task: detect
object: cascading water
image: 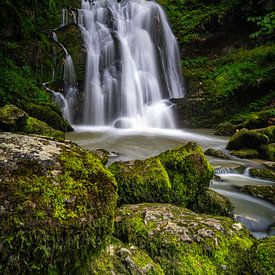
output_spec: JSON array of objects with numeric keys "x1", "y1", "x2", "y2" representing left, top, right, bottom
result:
[{"x1": 77, "y1": 0, "x2": 184, "y2": 128}]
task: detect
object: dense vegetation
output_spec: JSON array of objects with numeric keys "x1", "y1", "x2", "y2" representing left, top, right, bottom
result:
[{"x1": 158, "y1": 0, "x2": 274, "y2": 129}]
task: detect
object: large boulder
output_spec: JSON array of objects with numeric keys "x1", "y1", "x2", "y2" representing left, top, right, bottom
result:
[
  {"x1": 115, "y1": 203, "x2": 254, "y2": 274},
  {"x1": 0, "y1": 133, "x2": 117, "y2": 273},
  {"x1": 109, "y1": 142, "x2": 214, "y2": 207}
]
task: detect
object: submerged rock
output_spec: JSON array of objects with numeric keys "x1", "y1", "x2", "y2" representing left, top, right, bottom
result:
[
  {"x1": 204, "y1": 148, "x2": 230, "y2": 159},
  {"x1": 0, "y1": 104, "x2": 64, "y2": 140},
  {"x1": 109, "y1": 142, "x2": 214, "y2": 207},
  {"x1": 230, "y1": 149, "x2": 260, "y2": 159},
  {"x1": 241, "y1": 185, "x2": 275, "y2": 205},
  {"x1": 115, "y1": 203, "x2": 254, "y2": 274},
  {"x1": 88, "y1": 238, "x2": 164, "y2": 274},
  {"x1": 0, "y1": 133, "x2": 117, "y2": 273},
  {"x1": 250, "y1": 168, "x2": 275, "y2": 182}
]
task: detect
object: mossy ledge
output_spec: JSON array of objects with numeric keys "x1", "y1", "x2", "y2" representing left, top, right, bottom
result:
[
  {"x1": 109, "y1": 142, "x2": 214, "y2": 208},
  {"x1": 0, "y1": 104, "x2": 65, "y2": 140},
  {"x1": 114, "y1": 203, "x2": 254, "y2": 274},
  {"x1": 0, "y1": 133, "x2": 117, "y2": 273}
]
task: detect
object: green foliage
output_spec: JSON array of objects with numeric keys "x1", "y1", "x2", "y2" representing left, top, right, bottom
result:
[
  {"x1": 180, "y1": 45, "x2": 275, "y2": 128},
  {"x1": 0, "y1": 58, "x2": 50, "y2": 106},
  {"x1": 157, "y1": 0, "x2": 246, "y2": 44},
  {"x1": 248, "y1": 12, "x2": 275, "y2": 38}
]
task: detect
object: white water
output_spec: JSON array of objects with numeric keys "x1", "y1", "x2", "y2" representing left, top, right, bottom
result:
[{"x1": 77, "y1": 0, "x2": 184, "y2": 128}]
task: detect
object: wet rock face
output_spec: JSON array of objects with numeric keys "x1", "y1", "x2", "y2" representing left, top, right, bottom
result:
[
  {"x1": 0, "y1": 133, "x2": 117, "y2": 273},
  {"x1": 115, "y1": 203, "x2": 254, "y2": 274}
]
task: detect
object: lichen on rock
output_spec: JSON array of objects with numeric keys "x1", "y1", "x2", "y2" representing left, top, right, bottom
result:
[
  {"x1": 114, "y1": 203, "x2": 254, "y2": 274},
  {"x1": 88, "y1": 238, "x2": 164, "y2": 274},
  {"x1": 0, "y1": 133, "x2": 117, "y2": 273}
]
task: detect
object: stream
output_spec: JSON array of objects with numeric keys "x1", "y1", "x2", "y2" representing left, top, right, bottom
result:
[{"x1": 66, "y1": 127, "x2": 275, "y2": 238}]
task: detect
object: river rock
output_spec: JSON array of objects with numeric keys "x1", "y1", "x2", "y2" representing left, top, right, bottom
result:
[
  {"x1": 114, "y1": 203, "x2": 254, "y2": 274},
  {"x1": 88, "y1": 238, "x2": 164, "y2": 274},
  {"x1": 109, "y1": 142, "x2": 214, "y2": 207},
  {"x1": 241, "y1": 185, "x2": 275, "y2": 205},
  {"x1": 0, "y1": 133, "x2": 117, "y2": 273},
  {"x1": 204, "y1": 148, "x2": 230, "y2": 159},
  {"x1": 191, "y1": 189, "x2": 234, "y2": 217},
  {"x1": 226, "y1": 126, "x2": 275, "y2": 161},
  {"x1": 250, "y1": 168, "x2": 275, "y2": 182}
]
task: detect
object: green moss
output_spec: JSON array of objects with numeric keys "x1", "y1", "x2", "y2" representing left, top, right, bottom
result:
[
  {"x1": 260, "y1": 143, "x2": 275, "y2": 161},
  {"x1": 226, "y1": 129, "x2": 269, "y2": 150},
  {"x1": 216, "y1": 108, "x2": 275, "y2": 136},
  {"x1": 191, "y1": 189, "x2": 234, "y2": 217},
  {"x1": 0, "y1": 104, "x2": 28, "y2": 131},
  {"x1": 92, "y1": 149, "x2": 109, "y2": 165},
  {"x1": 204, "y1": 148, "x2": 230, "y2": 159},
  {"x1": 19, "y1": 101, "x2": 73, "y2": 132},
  {"x1": 109, "y1": 158, "x2": 171, "y2": 206},
  {"x1": 88, "y1": 238, "x2": 164, "y2": 274},
  {"x1": 241, "y1": 185, "x2": 275, "y2": 204},
  {"x1": 248, "y1": 237, "x2": 275, "y2": 274},
  {"x1": 0, "y1": 135, "x2": 117, "y2": 273},
  {"x1": 230, "y1": 148, "x2": 260, "y2": 159},
  {"x1": 115, "y1": 203, "x2": 254, "y2": 274},
  {"x1": 23, "y1": 116, "x2": 64, "y2": 140},
  {"x1": 250, "y1": 168, "x2": 275, "y2": 181},
  {"x1": 109, "y1": 142, "x2": 213, "y2": 207},
  {"x1": 158, "y1": 142, "x2": 214, "y2": 206}
]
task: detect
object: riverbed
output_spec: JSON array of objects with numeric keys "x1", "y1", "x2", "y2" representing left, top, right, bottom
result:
[{"x1": 66, "y1": 126, "x2": 275, "y2": 238}]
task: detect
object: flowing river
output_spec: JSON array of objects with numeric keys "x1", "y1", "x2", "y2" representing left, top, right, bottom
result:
[{"x1": 67, "y1": 127, "x2": 275, "y2": 239}]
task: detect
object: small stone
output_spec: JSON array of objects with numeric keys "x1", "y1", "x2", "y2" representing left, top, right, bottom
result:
[{"x1": 119, "y1": 248, "x2": 132, "y2": 257}]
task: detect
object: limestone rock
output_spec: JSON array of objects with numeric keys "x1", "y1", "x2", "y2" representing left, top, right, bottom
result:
[
  {"x1": 115, "y1": 203, "x2": 254, "y2": 274},
  {"x1": 0, "y1": 133, "x2": 117, "y2": 273}
]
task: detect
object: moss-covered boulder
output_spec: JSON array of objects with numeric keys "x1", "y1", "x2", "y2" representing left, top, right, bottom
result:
[
  {"x1": 88, "y1": 238, "x2": 164, "y2": 274},
  {"x1": 0, "y1": 133, "x2": 117, "y2": 273},
  {"x1": 250, "y1": 168, "x2": 275, "y2": 182},
  {"x1": 241, "y1": 185, "x2": 275, "y2": 205},
  {"x1": 109, "y1": 158, "x2": 171, "y2": 206},
  {"x1": 226, "y1": 129, "x2": 269, "y2": 150},
  {"x1": 191, "y1": 189, "x2": 234, "y2": 217},
  {"x1": 109, "y1": 142, "x2": 214, "y2": 207},
  {"x1": 115, "y1": 204, "x2": 254, "y2": 274},
  {"x1": 0, "y1": 104, "x2": 65, "y2": 140},
  {"x1": 230, "y1": 149, "x2": 260, "y2": 159},
  {"x1": 23, "y1": 116, "x2": 64, "y2": 140},
  {"x1": 248, "y1": 237, "x2": 275, "y2": 275},
  {"x1": 260, "y1": 143, "x2": 275, "y2": 161},
  {"x1": 204, "y1": 148, "x2": 230, "y2": 159},
  {"x1": 0, "y1": 104, "x2": 28, "y2": 131},
  {"x1": 18, "y1": 101, "x2": 73, "y2": 132}
]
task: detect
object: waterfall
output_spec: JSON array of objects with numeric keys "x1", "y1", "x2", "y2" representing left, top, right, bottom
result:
[{"x1": 76, "y1": 0, "x2": 184, "y2": 128}]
